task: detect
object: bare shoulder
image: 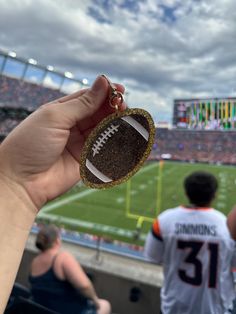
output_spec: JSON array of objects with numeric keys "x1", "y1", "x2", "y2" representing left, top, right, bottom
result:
[
  {"x1": 31, "y1": 254, "x2": 42, "y2": 267},
  {"x1": 58, "y1": 250, "x2": 75, "y2": 260},
  {"x1": 30, "y1": 257, "x2": 37, "y2": 271},
  {"x1": 58, "y1": 251, "x2": 79, "y2": 266}
]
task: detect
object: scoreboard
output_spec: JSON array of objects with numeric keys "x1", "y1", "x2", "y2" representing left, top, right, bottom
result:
[{"x1": 173, "y1": 97, "x2": 236, "y2": 129}]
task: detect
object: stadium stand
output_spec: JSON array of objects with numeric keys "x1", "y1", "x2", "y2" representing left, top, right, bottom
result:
[
  {"x1": 0, "y1": 75, "x2": 65, "y2": 135},
  {"x1": 150, "y1": 128, "x2": 236, "y2": 165},
  {"x1": 0, "y1": 75, "x2": 64, "y2": 110}
]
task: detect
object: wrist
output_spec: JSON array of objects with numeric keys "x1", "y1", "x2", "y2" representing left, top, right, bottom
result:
[{"x1": 0, "y1": 172, "x2": 37, "y2": 228}]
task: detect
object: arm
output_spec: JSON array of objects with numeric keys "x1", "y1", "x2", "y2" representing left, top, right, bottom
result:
[
  {"x1": 61, "y1": 252, "x2": 100, "y2": 308},
  {"x1": 0, "y1": 75, "x2": 125, "y2": 312},
  {"x1": 0, "y1": 176, "x2": 36, "y2": 314}
]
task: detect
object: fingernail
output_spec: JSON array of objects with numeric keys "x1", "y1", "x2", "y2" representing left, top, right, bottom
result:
[{"x1": 91, "y1": 76, "x2": 104, "y2": 93}]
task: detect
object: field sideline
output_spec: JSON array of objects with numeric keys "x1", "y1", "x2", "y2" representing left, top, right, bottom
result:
[{"x1": 38, "y1": 161, "x2": 236, "y2": 244}]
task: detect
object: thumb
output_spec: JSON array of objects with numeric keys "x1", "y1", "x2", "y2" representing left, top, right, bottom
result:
[{"x1": 52, "y1": 75, "x2": 110, "y2": 127}]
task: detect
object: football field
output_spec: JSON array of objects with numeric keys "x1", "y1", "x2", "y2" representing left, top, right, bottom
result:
[{"x1": 38, "y1": 161, "x2": 236, "y2": 244}]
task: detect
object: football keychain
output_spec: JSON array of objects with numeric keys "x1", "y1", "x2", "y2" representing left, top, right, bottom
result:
[{"x1": 80, "y1": 75, "x2": 155, "y2": 189}]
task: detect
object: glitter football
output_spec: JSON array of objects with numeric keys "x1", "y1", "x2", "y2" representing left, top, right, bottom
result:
[{"x1": 80, "y1": 108, "x2": 155, "y2": 189}]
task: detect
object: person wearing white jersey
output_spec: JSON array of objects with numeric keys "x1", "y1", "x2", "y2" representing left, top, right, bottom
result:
[{"x1": 144, "y1": 171, "x2": 236, "y2": 314}]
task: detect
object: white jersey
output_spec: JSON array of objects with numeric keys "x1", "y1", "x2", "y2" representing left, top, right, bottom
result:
[{"x1": 144, "y1": 206, "x2": 236, "y2": 314}]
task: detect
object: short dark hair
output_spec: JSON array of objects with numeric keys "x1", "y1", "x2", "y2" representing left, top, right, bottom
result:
[{"x1": 184, "y1": 171, "x2": 218, "y2": 207}]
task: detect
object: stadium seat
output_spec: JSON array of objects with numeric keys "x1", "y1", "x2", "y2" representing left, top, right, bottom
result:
[
  {"x1": 5, "y1": 296, "x2": 58, "y2": 314},
  {"x1": 10, "y1": 282, "x2": 31, "y2": 299},
  {"x1": 6, "y1": 282, "x2": 31, "y2": 310}
]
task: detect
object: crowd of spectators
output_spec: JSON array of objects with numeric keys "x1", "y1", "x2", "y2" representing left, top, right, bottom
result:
[
  {"x1": 0, "y1": 75, "x2": 64, "y2": 110},
  {"x1": 0, "y1": 74, "x2": 64, "y2": 134},
  {"x1": 150, "y1": 128, "x2": 236, "y2": 165},
  {"x1": 0, "y1": 107, "x2": 31, "y2": 135}
]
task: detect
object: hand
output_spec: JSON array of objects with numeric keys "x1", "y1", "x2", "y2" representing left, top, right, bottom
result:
[{"x1": 0, "y1": 76, "x2": 125, "y2": 210}]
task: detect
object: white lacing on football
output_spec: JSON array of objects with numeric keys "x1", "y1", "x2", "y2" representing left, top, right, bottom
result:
[
  {"x1": 121, "y1": 116, "x2": 149, "y2": 141},
  {"x1": 86, "y1": 159, "x2": 112, "y2": 183},
  {"x1": 92, "y1": 124, "x2": 120, "y2": 157}
]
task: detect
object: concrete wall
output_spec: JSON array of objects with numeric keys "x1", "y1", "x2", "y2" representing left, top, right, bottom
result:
[{"x1": 16, "y1": 234, "x2": 163, "y2": 314}]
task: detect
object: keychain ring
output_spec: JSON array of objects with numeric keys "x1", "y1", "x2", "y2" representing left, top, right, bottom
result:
[
  {"x1": 101, "y1": 74, "x2": 124, "y2": 110},
  {"x1": 109, "y1": 91, "x2": 123, "y2": 109}
]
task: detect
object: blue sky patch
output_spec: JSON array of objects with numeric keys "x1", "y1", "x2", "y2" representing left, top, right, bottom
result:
[
  {"x1": 118, "y1": 0, "x2": 142, "y2": 14},
  {"x1": 88, "y1": 0, "x2": 113, "y2": 24},
  {"x1": 160, "y1": 5, "x2": 177, "y2": 24}
]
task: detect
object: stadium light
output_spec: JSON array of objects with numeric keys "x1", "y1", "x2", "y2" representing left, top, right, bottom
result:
[
  {"x1": 8, "y1": 51, "x2": 16, "y2": 58},
  {"x1": 64, "y1": 71, "x2": 74, "y2": 79},
  {"x1": 28, "y1": 58, "x2": 37, "y2": 65},
  {"x1": 47, "y1": 65, "x2": 54, "y2": 71},
  {"x1": 21, "y1": 58, "x2": 38, "y2": 80},
  {"x1": 82, "y1": 78, "x2": 88, "y2": 85}
]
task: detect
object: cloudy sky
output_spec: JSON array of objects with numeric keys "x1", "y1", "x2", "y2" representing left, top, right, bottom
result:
[{"x1": 0, "y1": 0, "x2": 236, "y2": 124}]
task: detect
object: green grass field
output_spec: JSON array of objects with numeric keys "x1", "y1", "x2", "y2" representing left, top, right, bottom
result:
[{"x1": 38, "y1": 161, "x2": 236, "y2": 245}]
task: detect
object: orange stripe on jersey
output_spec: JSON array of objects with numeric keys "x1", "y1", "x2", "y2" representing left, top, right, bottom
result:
[
  {"x1": 153, "y1": 219, "x2": 161, "y2": 236},
  {"x1": 152, "y1": 219, "x2": 163, "y2": 241},
  {"x1": 181, "y1": 205, "x2": 213, "y2": 211}
]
